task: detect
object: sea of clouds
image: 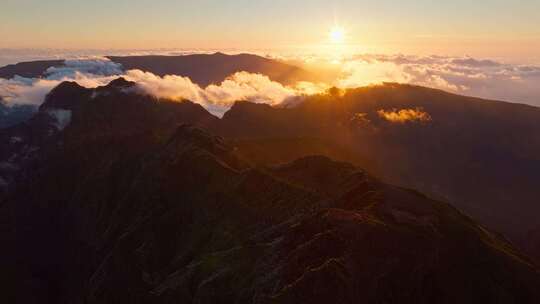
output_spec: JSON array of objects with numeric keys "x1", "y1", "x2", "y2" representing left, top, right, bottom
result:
[
  {"x1": 337, "y1": 54, "x2": 540, "y2": 105},
  {"x1": 1, "y1": 50, "x2": 540, "y2": 118},
  {"x1": 0, "y1": 56, "x2": 326, "y2": 117}
]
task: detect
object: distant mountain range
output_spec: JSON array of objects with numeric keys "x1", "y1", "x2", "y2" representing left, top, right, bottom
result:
[
  {"x1": 0, "y1": 59, "x2": 65, "y2": 79},
  {"x1": 1, "y1": 79, "x2": 539, "y2": 303},
  {"x1": 0, "y1": 53, "x2": 315, "y2": 127},
  {"x1": 107, "y1": 53, "x2": 315, "y2": 86},
  {"x1": 0, "y1": 53, "x2": 315, "y2": 86}
]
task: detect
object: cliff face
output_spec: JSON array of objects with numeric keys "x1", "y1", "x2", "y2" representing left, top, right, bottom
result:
[{"x1": 1, "y1": 80, "x2": 539, "y2": 303}]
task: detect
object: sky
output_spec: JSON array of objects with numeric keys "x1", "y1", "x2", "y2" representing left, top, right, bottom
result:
[
  {"x1": 2, "y1": 0, "x2": 540, "y2": 109},
  {"x1": 1, "y1": 0, "x2": 540, "y2": 62}
]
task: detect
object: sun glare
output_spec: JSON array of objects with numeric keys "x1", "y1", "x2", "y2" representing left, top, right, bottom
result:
[{"x1": 329, "y1": 26, "x2": 346, "y2": 44}]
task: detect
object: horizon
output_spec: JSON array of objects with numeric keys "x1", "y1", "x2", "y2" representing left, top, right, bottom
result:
[
  {"x1": 2, "y1": 49, "x2": 540, "y2": 111},
  {"x1": 2, "y1": 47, "x2": 540, "y2": 67},
  {"x1": 2, "y1": 0, "x2": 540, "y2": 62},
  {"x1": 2, "y1": 0, "x2": 540, "y2": 108}
]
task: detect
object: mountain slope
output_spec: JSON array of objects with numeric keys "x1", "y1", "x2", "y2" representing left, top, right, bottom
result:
[
  {"x1": 1, "y1": 79, "x2": 539, "y2": 303},
  {"x1": 214, "y1": 83, "x2": 540, "y2": 263},
  {"x1": 0, "y1": 78, "x2": 217, "y2": 198}
]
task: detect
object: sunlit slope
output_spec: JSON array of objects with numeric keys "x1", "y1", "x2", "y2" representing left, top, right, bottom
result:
[{"x1": 216, "y1": 83, "x2": 540, "y2": 263}]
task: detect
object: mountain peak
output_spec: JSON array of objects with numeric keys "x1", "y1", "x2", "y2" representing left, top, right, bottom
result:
[
  {"x1": 105, "y1": 77, "x2": 136, "y2": 89},
  {"x1": 39, "y1": 81, "x2": 90, "y2": 111}
]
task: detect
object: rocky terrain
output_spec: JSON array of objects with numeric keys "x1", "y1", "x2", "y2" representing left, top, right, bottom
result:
[
  {"x1": 214, "y1": 84, "x2": 540, "y2": 264},
  {"x1": 1, "y1": 79, "x2": 539, "y2": 303}
]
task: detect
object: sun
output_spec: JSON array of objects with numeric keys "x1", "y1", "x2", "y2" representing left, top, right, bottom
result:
[{"x1": 329, "y1": 26, "x2": 346, "y2": 44}]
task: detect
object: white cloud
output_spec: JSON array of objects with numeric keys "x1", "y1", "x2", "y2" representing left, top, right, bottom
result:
[
  {"x1": 336, "y1": 54, "x2": 540, "y2": 106},
  {"x1": 45, "y1": 58, "x2": 123, "y2": 79},
  {"x1": 0, "y1": 57, "x2": 328, "y2": 117},
  {"x1": 2, "y1": 53, "x2": 540, "y2": 117},
  {"x1": 125, "y1": 70, "x2": 328, "y2": 117},
  {"x1": 0, "y1": 76, "x2": 64, "y2": 106},
  {"x1": 0, "y1": 58, "x2": 121, "y2": 106}
]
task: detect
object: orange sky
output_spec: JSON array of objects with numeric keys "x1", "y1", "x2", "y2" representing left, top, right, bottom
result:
[{"x1": 1, "y1": 0, "x2": 539, "y2": 62}]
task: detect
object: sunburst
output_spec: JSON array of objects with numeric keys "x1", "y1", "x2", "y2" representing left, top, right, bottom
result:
[{"x1": 329, "y1": 26, "x2": 346, "y2": 44}]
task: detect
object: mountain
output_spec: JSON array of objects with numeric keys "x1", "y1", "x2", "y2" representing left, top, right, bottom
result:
[
  {"x1": 107, "y1": 53, "x2": 316, "y2": 86},
  {"x1": 0, "y1": 53, "x2": 314, "y2": 86},
  {"x1": 0, "y1": 78, "x2": 217, "y2": 198},
  {"x1": 2, "y1": 79, "x2": 539, "y2": 303},
  {"x1": 0, "y1": 59, "x2": 65, "y2": 79},
  {"x1": 213, "y1": 83, "x2": 540, "y2": 264}
]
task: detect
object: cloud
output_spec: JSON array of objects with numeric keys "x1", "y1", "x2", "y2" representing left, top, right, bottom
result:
[
  {"x1": 45, "y1": 58, "x2": 123, "y2": 79},
  {"x1": 0, "y1": 57, "x2": 328, "y2": 117},
  {"x1": 124, "y1": 70, "x2": 328, "y2": 117},
  {"x1": 0, "y1": 58, "x2": 121, "y2": 106},
  {"x1": 377, "y1": 108, "x2": 432, "y2": 123},
  {"x1": 335, "y1": 55, "x2": 540, "y2": 106},
  {"x1": 450, "y1": 58, "x2": 501, "y2": 67},
  {"x1": 0, "y1": 76, "x2": 65, "y2": 106},
  {"x1": 2, "y1": 53, "x2": 540, "y2": 117}
]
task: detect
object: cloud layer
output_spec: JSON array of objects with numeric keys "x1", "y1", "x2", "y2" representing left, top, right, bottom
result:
[
  {"x1": 0, "y1": 58, "x2": 122, "y2": 107},
  {"x1": 123, "y1": 70, "x2": 325, "y2": 116},
  {"x1": 337, "y1": 54, "x2": 540, "y2": 106},
  {"x1": 1, "y1": 53, "x2": 540, "y2": 119},
  {"x1": 0, "y1": 57, "x2": 327, "y2": 117}
]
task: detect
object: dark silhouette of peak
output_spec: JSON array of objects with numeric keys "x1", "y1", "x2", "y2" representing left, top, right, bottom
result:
[
  {"x1": 38, "y1": 79, "x2": 218, "y2": 142},
  {"x1": 104, "y1": 77, "x2": 135, "y2": 89},
  {"x1": 0, "y1": 59, "x2": 65, "y2": 79},
  {"x1": 40, "y1": 81, "x2": 90, "y2": 111}
]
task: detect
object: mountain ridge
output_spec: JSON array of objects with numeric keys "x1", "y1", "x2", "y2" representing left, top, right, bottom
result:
[
  {"x1": 214, "y1": 82, "x2": 540, "y2": 264},
  {"x1": 2, "y1": 78, "x2": 540, "y2": 303}
]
